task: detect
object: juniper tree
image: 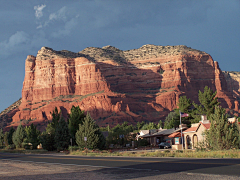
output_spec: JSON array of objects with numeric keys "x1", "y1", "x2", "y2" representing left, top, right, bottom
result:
[
  {"x1": 0, "y1": 129, "x2": 4, "y2": 148},
  {"x1": 54, "y1": 116, "x2": 70, "y2": 151},
  {"x1": 40, "y1": 107, "x2": 62, "y2": 151},
  {"x1": 141, "y1": 122, "x2": 158, "y2": 130},
  {"x1": 107, "y1": 122, "x2": 133, "y2": 146},
  {"x1": 136, "y1": 121, "x2": 145, "y2": 131},
  {"x1": 157, "y1": 120, "x2": 163, "y2": 129},
  {"x1": 50, "y1": 107, "x2": 61, "y2": 129},
  {"x1": 205, "y1": 106, "x2": 239, "y2": 150},
  {"x1": 7, "y1": 126, "x2": 15, "y2": 145},
  {"x1": 12, "y1": 124, "x2": 26, "y2": 148},
  {"x1": 40, "y1": 124, "x2": 56, "y2": 151},
  {"x1": 164, "y1": 111, "x2": 179, "y2": 129},
  {"x1": 24, "y1": 123, "x2": 40, "y2": 149},
  {"x1": 4, "y1": 132, "x2": 9, "y2": 147},
  {"x1": 76, "y1": 113, "x2": 105, "y2": 149},
  {"x1": 68, "y1": 105, "x2": 85, "y2": 145}
]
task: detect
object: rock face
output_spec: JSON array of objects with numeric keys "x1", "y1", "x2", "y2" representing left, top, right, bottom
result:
[
  {"x1": 4, "y1": 44, "x2": 240, "y2": 129},
  {"x1": 223, "y1": 71, "x2": 240, "y2": 112}
]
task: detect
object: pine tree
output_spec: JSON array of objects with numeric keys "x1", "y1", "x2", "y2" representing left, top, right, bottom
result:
[
  {"x1": 12, "y1": 124, "x2": 26, "y2": 148},
  {"x1": 177, "y1": 96, "x2": 192, "y2": 113},
  {"x1": 157, "y1": 120, "x2": 163, "y2": 129},
  {"x1": 68, "y1": 105, "x2": 85, "y2": 145},
  {"x1": 205, "y1": 106, "x2": 239, "y2": 150},
  {"x1": 25, "y1": 123, "x2": 40, "y2": 149},
  {"x1": 95, "y1": 126, "x2": 106, "y2": 150},
  {"x1": 40, "y1": 124, "x2": 56, "y2": 151},
  {"x1": 193, "y1": 86, "x2": 219, "y2": 118},
  {"x1": 54, "y1": 116, "x2": 70, "y2": 151},
  {"x1": 50, "y1": 107, "x2": 61, "y2": 129},
  {"x1": 0, "y1": 129, "x2": 4, "y2": 148},
  {"x1": 164, "y1": 111, "x2": 179, "y2": 129},
  {"x1": 40, "y1": 107, "x2": 62, "y2": 151},
  {"x1": 136, "y1": 121, "x2": 145, "y2": 130},
  {"x1": 76, "y1": 113, "x2": 103, "y2": 149},
  {"x1": 7, "y1": 127, "x2": 15, "y2": 145},
  {"x1": 4, "y1": 132, "x2": 9, "y2": 147}
]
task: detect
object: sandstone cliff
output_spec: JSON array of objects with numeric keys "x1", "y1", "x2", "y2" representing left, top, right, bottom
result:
[{"x1": 2, "y1": 44, "x2": 240, "y2": 129}]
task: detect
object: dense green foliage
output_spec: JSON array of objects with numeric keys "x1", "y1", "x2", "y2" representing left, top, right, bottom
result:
[
  {"x1": 68, "y1": 105, "x2": 85, "y2": 145},
  {"x1": 0, "y1": 129, "x2": 4, "y2": 148},
  {"x1": 164, "y1": 111, "x2": 179, "y2": 129},
  {"x1": 136, "y1": 121, "x2": 145, "y2": 131},
  {"x1": 205, "y1": 106, "x2": 239, "y2": 150},
  {"x1": 193, "y1": 86, "x2": 219, "y2": 118},
  {"x1": 76, "y1": 113, "x2": 105, "y2": 150},
  {"x1": 24, "y1": 123, "x2": 40, "y2": 149},
  {"x1": 4, "y1": 132, "x2": 9, "y2": 147},
  {"x1": 12, "y1": 124, "x2": 26, "y2": 148},
  {"x1": 7, "y1": 127, "x2": 15, "y2": 145},
  {"x1": 50, "y1": 107, "x2": 61, "y2": 129},
  {"x1": 107, "y1": 122, "x2": 134, "y2": 147},
  {"x1": 177, "y1": 95, "x2": 192, "y2": 113},
  {"x1": 40, "y1": 124, "x2": 56, "y2": 151},
  {"x1": 55, "y1": 116, "x2": 70, "y2": 151},
  {"x1": 40, "y1": 107, "x2": 62, "y2": 151},
  {"x1": 164, "y1": 86, "x2": 220, "y2": 129}
]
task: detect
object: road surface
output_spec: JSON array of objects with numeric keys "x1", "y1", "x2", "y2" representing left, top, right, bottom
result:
[{"x1": 0, "y1": 153, "x2": 240, "y2": 179}]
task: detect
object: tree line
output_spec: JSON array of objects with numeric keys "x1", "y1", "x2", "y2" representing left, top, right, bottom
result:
[
  {"x1": 164, "y1": 86, "x2": 240, "y2": 150},
  {"x1": 0, "y1": 86, "x2": 239, "y2": 151},
  {"x1": 0, "y1": 106, "x2": 106, "y2": 151}
]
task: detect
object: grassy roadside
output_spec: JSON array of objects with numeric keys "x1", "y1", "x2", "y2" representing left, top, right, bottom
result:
[
  {"x1": 0, "y1": 148, "x2": 49, "y2": 154},
  {"x1": 69, "y1": 149, "x2": 240, "y2": 158},
  {"x1": 1, "y1": 148, "x2": 240, "y2": 158}
]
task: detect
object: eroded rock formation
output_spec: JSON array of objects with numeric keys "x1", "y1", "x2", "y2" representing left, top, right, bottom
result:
[{"x1": 2, "y1": 44, "x2": 240, "y2": 129}]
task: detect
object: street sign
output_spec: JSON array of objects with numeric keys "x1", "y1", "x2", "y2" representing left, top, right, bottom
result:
[{"x1": 84, "y1": 137, "x2": 87, "y2": 141}]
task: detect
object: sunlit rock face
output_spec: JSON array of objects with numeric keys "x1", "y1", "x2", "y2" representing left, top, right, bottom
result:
[{"x1": 8, "y1": 44, "x2": 238, "y2": 129}]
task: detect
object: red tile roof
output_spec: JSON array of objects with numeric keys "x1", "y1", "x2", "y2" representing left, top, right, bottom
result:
[
  {"x1": 200, "y1": 122, "x2": 211, "y2": 130},
  {"x1": 183, "y1": 126, "x2": 198, "y2": 133},
  {"x1": 168, "y1": 132, "x2": 183, "y2": 138}
]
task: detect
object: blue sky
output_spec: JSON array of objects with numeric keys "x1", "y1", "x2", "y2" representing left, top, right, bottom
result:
[{"x1": 0, "y1": 0, "x2": 239, "y2": 111}]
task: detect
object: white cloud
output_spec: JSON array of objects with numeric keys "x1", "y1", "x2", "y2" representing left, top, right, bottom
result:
[
  {"x1": 0, "y1": 31, "x2": 29, "y2": 57},
  {"x1": 39, "y1": 6, "x2": 67, "y2": 28},
  {"x1": 51, "y1": 17, "x2": 78, "y2": 38},
  {"x1": 0, "y1": 31, "x2": 50, "y2": 58},
  {"x1": 49, "y1": 6, "x2": 67, "y2": 21},
  {"x1": 34, "y1": 4, "x2": 46, "y2": 19}
]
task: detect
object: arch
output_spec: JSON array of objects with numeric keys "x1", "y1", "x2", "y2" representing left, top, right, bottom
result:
[
  {"x1": 193, "y1": 134, "x2": 198, "y2": 148},
  {"x1": 186, "y1": 135, "x2": 191, "y2": 149}
]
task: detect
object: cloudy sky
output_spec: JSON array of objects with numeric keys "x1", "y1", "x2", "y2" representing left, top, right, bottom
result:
[{"x1": 0, "y1": 0, "x2": 239, "y2": 111}]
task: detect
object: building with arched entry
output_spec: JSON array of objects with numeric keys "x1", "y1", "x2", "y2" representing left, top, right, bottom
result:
[{"x1": 182, "y1": 115, "x2": 211, "y2": 149}]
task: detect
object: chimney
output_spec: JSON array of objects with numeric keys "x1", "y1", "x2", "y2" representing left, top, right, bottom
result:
[{"x1": 201, "y1": 115, "x2": 210, "y2": 124}]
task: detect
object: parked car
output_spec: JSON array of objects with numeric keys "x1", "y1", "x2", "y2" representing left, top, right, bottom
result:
[{"x1": 159, "y1": 142, "x2": 171, "y2": 149}]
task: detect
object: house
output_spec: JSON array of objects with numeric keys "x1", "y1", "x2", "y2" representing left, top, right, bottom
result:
[
  {"x1": 168, "y1": 132, "x2": 184, "y2": 150},
  {"x1": 182, "y1": 115, "x2": 238, "y2": 149},
  {"x1": 137, "y1": 125, "x2": 187, "y2": 146},
  {"x1": 183, "y1": 115, "x2": 210, "y2": 149}
]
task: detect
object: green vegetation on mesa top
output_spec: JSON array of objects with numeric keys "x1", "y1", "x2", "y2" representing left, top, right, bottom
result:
[
  {"x1": 79, "y1": 44, "x2": 206, "y2": 63},
  {"x1": 37, "y1": 44, "x2": 206, "y2": 64}
]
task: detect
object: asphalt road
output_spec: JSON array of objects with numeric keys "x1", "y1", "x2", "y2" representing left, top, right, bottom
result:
[{"x1": 1, "y1": 153, "x2": 240, "y2": 178}]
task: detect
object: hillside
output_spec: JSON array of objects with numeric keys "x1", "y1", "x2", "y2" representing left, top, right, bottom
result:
[{"x1": 1, "y1": 44, "x2": 239, "y2": 130}]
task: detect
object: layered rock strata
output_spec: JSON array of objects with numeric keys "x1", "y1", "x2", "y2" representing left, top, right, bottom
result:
[{"x1": 4, "y1": 44, "x2": 239, "y2": 128}]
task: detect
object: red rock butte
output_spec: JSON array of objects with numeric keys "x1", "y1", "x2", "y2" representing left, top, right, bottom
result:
[{"x1": 2, "y1": 44, "x2": 240, "y2": 129}]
